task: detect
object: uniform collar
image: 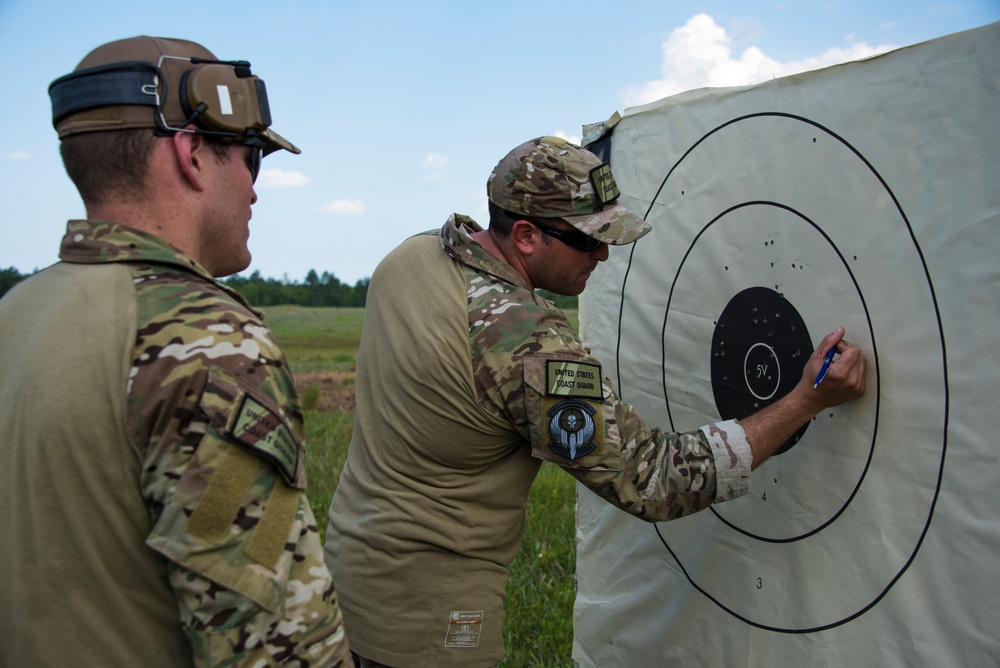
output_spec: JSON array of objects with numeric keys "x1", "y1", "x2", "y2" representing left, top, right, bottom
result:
[
  {"x1": 58, "y1": 219, "x2": 260, "y2": 315},
  {"x1": 439, "y1": 213, "x2": 530, "y2": 290}
]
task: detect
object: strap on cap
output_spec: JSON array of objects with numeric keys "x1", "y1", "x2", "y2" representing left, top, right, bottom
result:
[{"x1": 50, "y1": 62, "x2": 159, "y2": 127}]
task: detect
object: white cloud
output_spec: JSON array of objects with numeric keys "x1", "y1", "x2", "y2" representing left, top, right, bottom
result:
[
  {"x1": 621, "y1": 13, "x2": 897, "y2": 107},
  {"x1": 552, "y1": 130, "x2": 582, "y2": 146},
  {"x1": 255, "y1": 168, "x2": 311, "y2": 189},
  {"x1": 727, "y1": 15, "x2": 765, "y2": 44},
  {"x1": 421, "y1": 151, "x2": 450, "y2": 181},
  {"x1": 313, "y1": 199, "x2": 367, "y2": 215},
  {"x1": 2, "y1": 151, "x2": 31, "y2": 160},
  {"x1": 422, "y1": 152, "x2": 450, "y2": 170}
]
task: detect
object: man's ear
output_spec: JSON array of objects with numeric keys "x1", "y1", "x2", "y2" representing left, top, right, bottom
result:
[
  {"x1": 511, "y1": 219, "x2": 540, "y2": 255},
  {"x1": 171, "y1": 130, "x2": 210, "y2": 191}
]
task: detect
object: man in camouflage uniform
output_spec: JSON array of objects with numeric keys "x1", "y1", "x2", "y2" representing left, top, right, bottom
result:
[
  {"x1": 0, "y1": 37, "x2": 352, "y2": 666},
  {"x1": 324, "y1": 136, "x2": 866, "y2": 667}
]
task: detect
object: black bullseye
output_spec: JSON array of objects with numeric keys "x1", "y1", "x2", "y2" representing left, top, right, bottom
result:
[{"x1": 710, "y1": 287, "x2": 813, "y2": 455}]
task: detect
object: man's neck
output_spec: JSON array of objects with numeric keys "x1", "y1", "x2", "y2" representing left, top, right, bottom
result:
[
  {"x1": 471, "y1": 228, "x2": 533, "y2": 289},
  {"x1": 85, "y1": 194, "x2": 200, "y2": 267}
]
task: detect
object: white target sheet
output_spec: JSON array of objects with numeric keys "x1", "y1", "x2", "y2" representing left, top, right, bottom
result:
[{"x1": 574, "y1": 22, "x2": 999, "y2": 667}]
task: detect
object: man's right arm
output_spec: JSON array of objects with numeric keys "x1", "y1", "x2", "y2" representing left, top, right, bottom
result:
[{"x1": 517, "y1": 327, "x2": 865, "y2": 523}]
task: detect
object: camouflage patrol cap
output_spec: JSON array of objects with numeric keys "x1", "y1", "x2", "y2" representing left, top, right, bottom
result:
[
  {"x1": 487, "y1": 136, "x2": 650, "y2": 245},
  {"x1": 50, "y1": 36, "x2": 298, "y2": 156}
]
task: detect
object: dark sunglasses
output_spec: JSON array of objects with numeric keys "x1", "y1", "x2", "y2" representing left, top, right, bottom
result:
[
  {"x1": 246, "y1": 144, "x2": 262, "y2": 183},
  {"x1": 528, "y1": 218, "x2": 604, "y2": 253},
  {"x1": 209, "y1": 136, "x2": 263, "y2": 183}
]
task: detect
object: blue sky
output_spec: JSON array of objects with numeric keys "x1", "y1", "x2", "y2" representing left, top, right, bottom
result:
[{"x1": 1, "y1": 1, "x2": 996, "y2": 284}]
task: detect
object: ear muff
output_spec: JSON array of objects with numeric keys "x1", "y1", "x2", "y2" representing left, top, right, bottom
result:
[
  {"x1": 50, "y1": 54, "x2": 298, "y2": 154},
  {"x1": 180, "y1": 64, "x2": 272, "y2": 135}
]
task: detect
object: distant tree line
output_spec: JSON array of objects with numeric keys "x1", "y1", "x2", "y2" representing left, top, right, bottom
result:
[
  {"x1": 222, "y1": 270, "x2": 371, "y2": 307},
  {"x1": 0, "y1": 266, "x2": 369, "y2": 307},
  {"x1": 221, "y1": 270, "x2": 578, "y2": 309},
  {"x1": 0, "y1": 267, "x2": 25, "y2": 300},
  {"x1": 1, "y1": 266, "x2": 577, "y2": 310}
]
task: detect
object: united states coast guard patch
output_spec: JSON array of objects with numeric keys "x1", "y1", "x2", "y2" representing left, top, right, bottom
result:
[
  {"x1": 545, "y1": 360, "x2": 602, "y2": 399},
  {"x1": 229, "y1": 394, "x2": 300, "y2": 485},
  {"x1": 548, "y1": 399, "x2": 597, "y2": 461}
]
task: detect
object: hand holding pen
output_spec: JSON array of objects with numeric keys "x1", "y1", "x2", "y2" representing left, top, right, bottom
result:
[
  {"x1": 813, "y1": 346, "x2": 837, "y2": 388},
  {"x1": 806, "y1": 327, "x2": 866, "y2": 408}
]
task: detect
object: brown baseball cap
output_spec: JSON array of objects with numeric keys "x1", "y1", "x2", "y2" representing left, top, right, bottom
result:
[
  {"x1": 487, "y1": 135, "x2": 650, "y2": 245},
  {"x1": 50, "y1": 36, "x2": 299, "y2": 155}
]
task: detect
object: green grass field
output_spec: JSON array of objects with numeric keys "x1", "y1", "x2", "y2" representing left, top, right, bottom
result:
[
  {"x1": 266, "y1": 305, "x2": 578, "y2": 667},
  {"x1": 265, "y1": 305, "x2": 366, "y2": 374}
]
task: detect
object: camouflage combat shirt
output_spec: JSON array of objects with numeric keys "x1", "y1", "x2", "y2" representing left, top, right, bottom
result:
[
  {"x1": 0, "y1": 220, "x2": 351, "y2": 667},
  {"x1": 324, "y1": 215, "x2": 751, "y2": 667}
]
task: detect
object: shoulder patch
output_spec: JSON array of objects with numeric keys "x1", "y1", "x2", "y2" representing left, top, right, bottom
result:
[
  {"x1": 548, "y1": 399, "x2": 599, "y2": 460},
  {"x1": 545, "y1": 360, "x2": 603, "y2": 399},
  {"x1": 230, "y1": 395, "x2": 300, "y2": 485}
]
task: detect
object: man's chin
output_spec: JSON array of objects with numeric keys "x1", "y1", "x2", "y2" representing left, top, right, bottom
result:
[{"x1": 214, "y1": 255, "x2": 252, "y2": 279}]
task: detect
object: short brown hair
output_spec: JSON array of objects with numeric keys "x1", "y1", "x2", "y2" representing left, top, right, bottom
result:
[
  {"x1": 61, "y1": 130, "x2": 231, "y2": 205},
  {"x1": 60, "y1": 129, "x2": 157, "y2": 205},
  {"x1": 487, "y1": 201, "x2": 555, "y2": 246},
  {"x1": 488, "y1": 201, "x2": 523, "y2": 239}
]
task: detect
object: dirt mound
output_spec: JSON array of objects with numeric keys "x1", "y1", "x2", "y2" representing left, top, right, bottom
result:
[{"x1": 295, "y1": 371, "x2": 356, "y2": 412}]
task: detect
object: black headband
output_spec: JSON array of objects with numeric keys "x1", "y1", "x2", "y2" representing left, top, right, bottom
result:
[{"x1": 49, "y1": 61, "x2": 160, "y2": 127}]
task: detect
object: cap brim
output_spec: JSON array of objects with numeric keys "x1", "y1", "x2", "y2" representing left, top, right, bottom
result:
[
  {"x1": 563, "y1": 203, "x2": 651, "y2": 246},
  {"x1": 261, "y1": 128, "x2": 301, "y2": 156}
]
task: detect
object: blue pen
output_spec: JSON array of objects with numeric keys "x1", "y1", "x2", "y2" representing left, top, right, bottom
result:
[{"x1": 813, "y1": 346, "x2": 838, "y2": 388}]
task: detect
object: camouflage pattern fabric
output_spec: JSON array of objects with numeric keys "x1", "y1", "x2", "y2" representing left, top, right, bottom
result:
[
  {"x1": 486, "y1": 135, "x2": 651, "y2": 245},
  {"x1": 442, "y1": 214, "x2": 751, "y2": 519},
  {"x1": 58, "y1": 220, "x2": 352, "y2": 667}
]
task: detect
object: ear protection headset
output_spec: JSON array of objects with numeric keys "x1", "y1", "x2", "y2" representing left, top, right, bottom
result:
[{"x1": 49, "y1": 54, "x2": 290, "y2": 153}]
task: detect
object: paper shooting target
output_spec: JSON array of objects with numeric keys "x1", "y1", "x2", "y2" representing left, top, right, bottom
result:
[
  {"x1": 574, "y1": 26, "x2": 1000, "y2": 666},
  {"x1": 610, "y1": 112, "x2": 948, "y2": 632}
]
